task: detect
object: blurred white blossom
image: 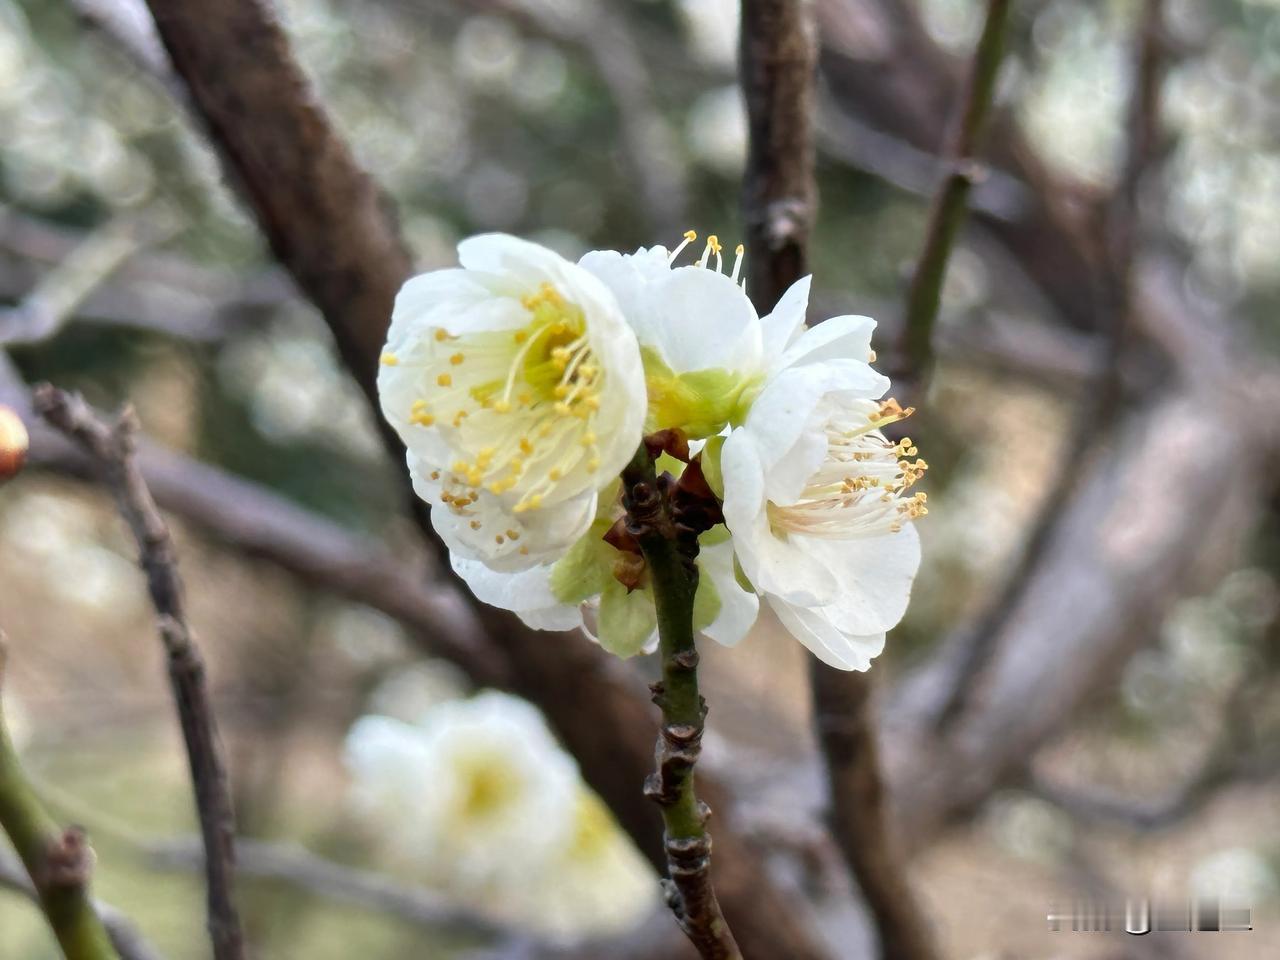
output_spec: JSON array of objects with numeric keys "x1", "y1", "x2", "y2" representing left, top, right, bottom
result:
[{"x1": 344, "y1": 690, "x2": 655, "y2": 940}]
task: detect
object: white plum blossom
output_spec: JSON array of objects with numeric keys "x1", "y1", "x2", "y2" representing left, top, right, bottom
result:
[
  {"x1": 579, "y1": 232, "x2": 812, "y2": 439},
  {"x1": 344, "y1": 690, "x2": 656, "y2": 942},
  {"x1": 380, "y1": 230, "x2": 926, "y2": 671},
  {"x1": 719, "y1": 322, "x2": 926, "y2": 671},
  {"x1": 344, "y1": 690, "x2": 579, "y2": 885},
  {"x1": 379, "y1": 234, "x2": 646, "y2": 570},
  {"x1": 527, "y1": 788, "x2": 658, "y2": 942}
]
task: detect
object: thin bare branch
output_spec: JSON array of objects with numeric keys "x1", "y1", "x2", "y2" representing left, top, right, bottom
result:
[
  {"x1": 892, "y1": 0, "x2": 1013, "y2": 389},
  {"x1": 931, "y1": 0, "x2": 1168, "y2": 728},
  {"x1": 33, "y1": 387, "x2": 246, "y2": 960},
  {"x1": 810, "y1": 667, "x2": 941, "y2": 960},
  {"x1": 740, "y1": 0, "x2": 818, "y2": 311},
  {"x1": 147, "y1": 837, "x2": 510, "y2": 942},
  {"x1": 0, "y1": 218, "x2": 157, "y2": 346}
]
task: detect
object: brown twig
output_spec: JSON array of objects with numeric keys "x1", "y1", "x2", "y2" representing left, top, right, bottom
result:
[
  {"x1": 739, "y1": 4, "x2": 937, "y2": 958},
  {"x1": 0, "y1": 638, "x2": 121, "y2": 960},
  {"x1": 621, "y1": 445, "x2": 740, "y2": 960},
  {"x1": 810, "y1": 667, "x2": 942, "y2": 960},
  {"x1": 740, "y1": 0, "x2": 818, "y2": 311},
  {"x1": 33, "y1": 386, "x2": 247, "y2": 960},
  {"x1": 892, "y1": 0, "x2": 1013, "y2": 390}
]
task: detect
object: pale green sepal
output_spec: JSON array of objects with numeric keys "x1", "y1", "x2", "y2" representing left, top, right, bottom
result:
[
  {"x1": 700, "y1": 522, "x2": 730, "y2": 548},
  {"x1": 642, "y1": 348, "x2": 763, "y2": 440},
  {"x1": 598, "y1": 579, "x2": 657, "y2": 658},
  {"x1": 700, "y1": 436, "x2": 726, "y2": 499},
  {"x1": 693, "y1": 565, "x2": 722, "y2": 632},
  {"x1": 549, "y1": 519, "x2": 614, "y2": 604},
  {"x1": 733, "y1": 554, "x2": 755, "y2": 594},
  {"x1": 655, "y1": 452, "x2": 686, "y2": 478}
]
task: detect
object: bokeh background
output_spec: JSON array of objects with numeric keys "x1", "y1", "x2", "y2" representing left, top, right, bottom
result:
[{"x1": 1, "y1": 0, "x2": 1278, "y2": 958}]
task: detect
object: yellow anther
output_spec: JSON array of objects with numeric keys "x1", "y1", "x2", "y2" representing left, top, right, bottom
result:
[
  {"x1": 581, "y1": 432, "x2": 596, "y2": 447},
  {"x1": 429, "y1": 470, "x2": 440, "y2": 481},
  {"x1": 549, "y1": 468, "x2": 562, "y2": 481},
  {"x1": 555, "y1": 402, "x2": 571, "y2": 415},
  {"x1": 470, "y1": 519, "x2": 482, "y2": 530},
  {"x1": 587, "y1": 457, "x2": 600, "y2": 473},
  {"x1": 495, "y1": 535, "x2": 505, "y2": 545},
  {"x1": 492, "y1": 399, "x2": 511, "y2": 413},
  {"x1": 554, "y1": 384, "x2": 570, "y2": 399},
  {"x1": 519, "y1": 437, "x2": 534, "y2": 455},
  {"x1": 707, "y1": 235, "x2": 721, "y2": 254},
  {"x1": 434, "y1": 328, "x2": 449, "y2": 342},
  {"x1": 412, "y1": 412, "x2": 436, "y2": 426},
  {"x1": 584, "y1": 395, "x2": 600, "y2": 410},
  {"x1": 452, "y1": 460, "x2": 470, "y2": 474},
  {"x1": 450, "y1": 352, "x2": 465, "y2": 366},
  {"x1": 505, "y1": 529, "x2": 520, "y2": 540},
  {"x1": 380, "y1": 352, "x2": 399, "y2": 366},
  {"x1": 437, "y1": 373, "x2": 453, "y2": 387},
  {"x1": 514, "y1": 329, "x2": 530, "y2": 344},
  {"x1": 519, "y1": 546, "x2": 530, "y2": 555},
  {"x1": 735, "y1": 243, "x2": 744, "y2": 256},
  {"x1": 683, "y1": 230, "x2": 698, "y2": 242}
]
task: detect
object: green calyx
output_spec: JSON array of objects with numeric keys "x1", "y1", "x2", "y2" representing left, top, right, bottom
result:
[
  {"x1": 547, "y1": 504, "x2": 726, "y2": 659},
  {"x1": 642, "y1": 348, "x2": 762, "y2": 440}
]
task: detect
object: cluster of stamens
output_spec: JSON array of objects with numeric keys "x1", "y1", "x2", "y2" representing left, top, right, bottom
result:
[
  {"x1": 670, "y1": 230, "x2": 746, "y2": 287},
  {"x1": 382, "y1": 281, "x2": 608, "y2": 553},
  {"x1": 769, "y1": 397, "x2": 929, "y2": 538}
]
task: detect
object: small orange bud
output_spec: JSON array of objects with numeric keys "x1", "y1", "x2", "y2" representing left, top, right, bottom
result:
[{"x1": 0, "y1": 405, "x2": 29, "y2": 481}]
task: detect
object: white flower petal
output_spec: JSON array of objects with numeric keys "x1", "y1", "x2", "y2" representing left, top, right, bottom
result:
[
  {"x1": 645, "y1": 266, "x2": 763, "y2": 374},
  {"x1": 742, "y1": 360, "x2": 888, "y2": 502},
  {"x1": 720, "y1": 430, "x2": 838, "y2": 606},
  {"x1": 806, "y1": 523, "x2": 921, "y2": 635},
  {"x1": 768, "y1": 597, "x2": 886, "y2": 671},
  {"x1": 413, "y1": 455, "x2": 597, "y2": 571},
  {"x1": 759, "y1": 274, "x2": 811, "y2": 357},
  {"x1": 698, "y1": 538, "x2": 759, "y2": 647},
  {"x1": 776, "y1": 314, "x2": 878, "y2": 371},
  {"x1": 451, "y1": 556, "x2": 584, "y2": 632}
]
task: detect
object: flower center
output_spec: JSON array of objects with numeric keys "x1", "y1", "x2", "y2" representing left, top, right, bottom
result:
[
  {"x1": 767, "y1": 397, "x2": 928, "y2": 538},
  {"x1": 452, "y1": 753, "x2": 523, "y2": 823},
  {"x1": 400, "y1": 282, "x2": 607, "y2": 536}
]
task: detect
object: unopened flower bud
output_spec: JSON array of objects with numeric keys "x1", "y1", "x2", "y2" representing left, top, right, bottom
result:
[{"x1": 0, "y1": 405, "x2": 28, "y2": 481}]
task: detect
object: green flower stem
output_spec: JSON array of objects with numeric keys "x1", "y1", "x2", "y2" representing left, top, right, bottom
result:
[
  {"x1": 0, "y1": 646, "x2": 121, "y2": 960},
  {"x1": 620, "y1": 444, "x2": 741, "y2": 960},
  {"x1": 899, "y1": 0, "x2": 1014, "y2": 383}
]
